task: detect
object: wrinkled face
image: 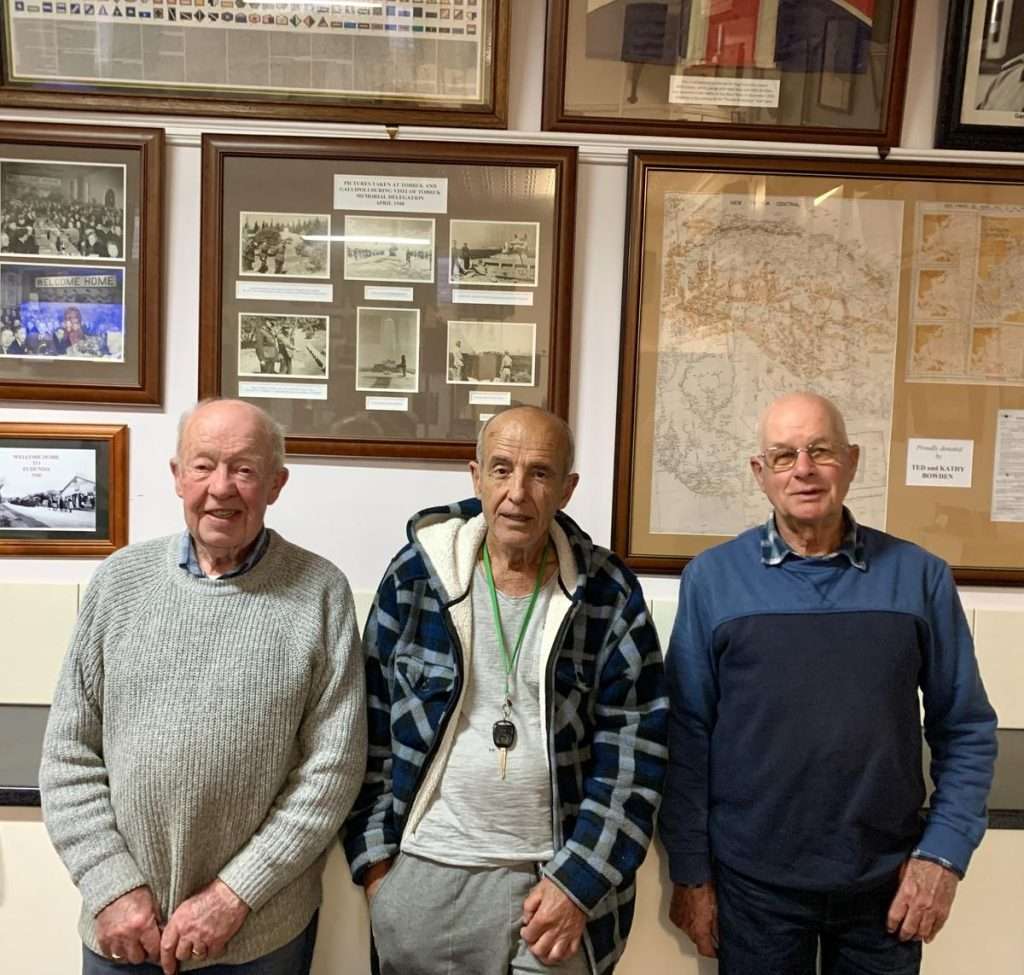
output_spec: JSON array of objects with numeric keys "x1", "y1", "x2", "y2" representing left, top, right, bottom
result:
[
  {"x1": 751, "y1": 396, "x2": 859, "y2": 531},
  {"x1": 171, "y1": 401, "x2": 288, "y2": 563},
  {"x1": 470, "y1": 410, "x2": 578, "y2": 557}
]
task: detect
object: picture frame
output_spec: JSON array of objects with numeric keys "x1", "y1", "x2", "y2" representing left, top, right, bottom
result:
[
  {"x1": 0, "y1": 422, "x2": 128, "y2": 557},
  {"x1": 0, "y1": 121, "x2": 163, "y2": 406},
  {"x1": 0, "y1": 0, "x2": 510, "y2": 128},
  {"x1": 542, "y1": 0, "x2": 915, "y2": 148},
  {"x1": 936, "y1": 0, "x2": 1024, "y2": 150},
  {"x1": 614, "y1": 151, "x2": 1024, "y2": 585},
  {"x1": 199, "y1": 135, "x2": 577, "y2": 460}
]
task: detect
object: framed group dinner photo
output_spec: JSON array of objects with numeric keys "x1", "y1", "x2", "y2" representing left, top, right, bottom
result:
[
  {"x1": 0, "y1": 0, "x2": 510, "y2": 127},
  {"x1": 0, "y1": 121, "x2": 163, "y2": 405},
  {"x1": 936, "y1": 0, "x2": 1024, "y2": 149},
  {"x1": 0, "y1": 422, "x2": 128, "y2": 557},
  {"x1": 614, "y1": 151, "x2": 1024, "y2": 585},
  {"x1": 542, "y1": 0, "x2": 915, "y2": 147},
  {"x1": 199, "y1": 135, "x2": 577, "y2": 460}
]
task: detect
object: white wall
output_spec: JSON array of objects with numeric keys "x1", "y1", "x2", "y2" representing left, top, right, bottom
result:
[{"x1": 2, "y1": 0, "x2": 1023, "y2": 972}]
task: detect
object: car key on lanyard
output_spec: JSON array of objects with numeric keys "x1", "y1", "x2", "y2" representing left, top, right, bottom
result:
[{"x1": 493, "y1": 699, "x2": 516, "y2": 780}]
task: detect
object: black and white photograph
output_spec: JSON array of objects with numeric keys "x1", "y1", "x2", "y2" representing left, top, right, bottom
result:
[
  {"x1": 449, "y1": 219, "x2": 540, "y2": 287},
  {"x1": 239, "y1": 211, "x2": 331, "y2": 279},
  {"x1": 343, "y1": 215, "x2": 435, "y2": 283},
  {"x1": 446, "y1": 320, "x2": 536, "y2": 386},
  {"x1": 238, "y1": 313, "x2": 330, "y2": 379},
  {"x1": 355, "y1": 307, "x2": 420, "y2": 393},
  {"x1": 0, "y1": 263, "x2": 126, "y2": 362},
  {"x1": 0, "y1": 159, "x2": 126, "y2": 260},
  {"x1": 0, "y1": 446, "x2": 97, "y2": 532}
]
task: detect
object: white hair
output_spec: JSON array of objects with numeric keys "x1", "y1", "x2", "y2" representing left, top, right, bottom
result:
[{"x1": 175, "y1": 398, "x2": 286, "y2": 471}]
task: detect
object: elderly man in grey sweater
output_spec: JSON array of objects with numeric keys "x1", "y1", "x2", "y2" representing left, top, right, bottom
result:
[{"x1": 40, "y1": 399, "x2": 367, "y2": 975}]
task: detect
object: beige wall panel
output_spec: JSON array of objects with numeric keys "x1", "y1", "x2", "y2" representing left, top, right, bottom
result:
[
  {"x1": 0, "y1": 584, "x2": 78, "y2": 704},
  {"x1": 650, "y1": 598, "x2": 677, "y2": 651},
  {"x1": 973, "y1": 610, "x2": 1024, "y2": 729},
  {"x1": 311, "y1": 843, "x2": 371, "y2": 974}
]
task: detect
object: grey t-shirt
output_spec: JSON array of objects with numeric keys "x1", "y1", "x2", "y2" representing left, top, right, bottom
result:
[{"x1": 402, "y1": 564, "x2": 556, "y2": 866}]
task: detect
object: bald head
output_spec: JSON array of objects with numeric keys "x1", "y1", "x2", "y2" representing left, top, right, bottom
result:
[
  {"x1": 476, "y1": 406, "x2": 575, "y2": 477},
  {"x1": 757, "y1": 392, "x2": 849, "y2": 452},
  {"x1": 176, "y1": 398, "x2": 286, "y2": 471}
]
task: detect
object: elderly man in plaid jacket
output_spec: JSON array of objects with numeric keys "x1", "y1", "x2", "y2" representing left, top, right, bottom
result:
[{"x1": 344, "y1": 406, "x2": 668, "y2": 975}]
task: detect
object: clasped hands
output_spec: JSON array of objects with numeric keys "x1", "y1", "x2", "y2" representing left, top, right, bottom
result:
[{"x1": 95, "y1": 879, "x2": 249, "y2": 973}]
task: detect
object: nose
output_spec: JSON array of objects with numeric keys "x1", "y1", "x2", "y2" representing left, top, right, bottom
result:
[
  {"x1": 208, "y1": 464, "x2": 236, "y2": 496},
  {"x1": 507, "y1": 469, "x2": 527, "y2": 502},
  {"x1": 791, "y1": 448, "x2": 817, "y2": 476}
]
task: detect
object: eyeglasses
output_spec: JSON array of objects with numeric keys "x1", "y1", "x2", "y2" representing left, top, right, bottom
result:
[{"x1": 758, "y1": 442, "x2": 849, "y2": 473}]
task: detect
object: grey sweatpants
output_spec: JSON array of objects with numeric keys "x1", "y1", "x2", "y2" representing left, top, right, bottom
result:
[{"x1": 369, "y1": 853, "x2": 592, "y2": 975}]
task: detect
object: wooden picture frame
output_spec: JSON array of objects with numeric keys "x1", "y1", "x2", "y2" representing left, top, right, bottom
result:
[
  {"x1": 0, "y1": 0, "x2": 510, "y2": 128},
  {"x1": 614, "y1": 150, "x2": 1024, "y2": 585},
  {"x1": 0, "y1": 121, "x2": 163, "y2": 406},
  {"x1": 199, "y1": 135, "x2": 577, "y2": 460},
  {"x1": 936, "y1": 0, "x2": 1024, "y2": 150},
  {"x1": 542, "y1": 0, "x2": 915, "y2": 148},
  {"x1": 0, "y1": 422, "x2": 128, "y2": 557}
]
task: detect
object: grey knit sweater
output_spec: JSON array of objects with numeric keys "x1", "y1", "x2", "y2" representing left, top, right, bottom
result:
[{"x1": 40, "y1": 531, "x2": 367, "y2": 968}]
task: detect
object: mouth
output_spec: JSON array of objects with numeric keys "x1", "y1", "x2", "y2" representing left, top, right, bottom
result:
[{"x1": 204, "y1": 509, "x2": 241, "y2": 521}]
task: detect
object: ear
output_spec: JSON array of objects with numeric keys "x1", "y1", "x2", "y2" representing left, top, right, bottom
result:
[
  {"x1": 750, "y1": 455, "x2": 767, "y2": 493},
  {"x1": 847, "y1": 444, "x2": 861, "y2": 480},
  {"x1": 266, "y1": 466, "x2": 290, "y2": 506},
  {"x1": 468, "y1": 459, "x2": 483, "y2": 498},
  {"x1": 171, "y1": 458, "x2": 185, "y2": 500},
  {"x1": 559, "y1": 472, "x2": 580, "y2": 509}
]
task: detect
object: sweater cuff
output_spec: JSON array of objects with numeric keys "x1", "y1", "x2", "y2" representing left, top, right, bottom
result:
[
  {"x1": 668, "y1": 850, "x2": 712, "y2": 887},
  {"x1": 916, "y1": 821, "x2": 977, "y2": 878},
  {"x1": 218, "y1": 855, "x2": 276, "y2": 912},
  {"x1": 78, "y1": 851, "x2": 148, "y2": 917}
]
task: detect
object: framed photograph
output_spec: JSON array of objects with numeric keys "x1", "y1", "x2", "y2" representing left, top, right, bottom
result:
[
  {"x1": 0, "y1": 0, "x2": 510, "y2": 128},
  {"x1": 0, "y1": 121, "x2": 162, "y2": 405},
  {"x1": 542, "y1": 0, "x2": 915, "y2": 147},
  {"x1": 199, "y1": 135, "x2": 576, "y2": 460},
  {"x1": 614, "y1": 151, "x2": 1024, "y2": 585},
  {"x1": 936, "y1": 0, "x2": 1024, "y2": 149},
  {"x1": 0, "y1": 422, "x2": 127, "y2": 557}
]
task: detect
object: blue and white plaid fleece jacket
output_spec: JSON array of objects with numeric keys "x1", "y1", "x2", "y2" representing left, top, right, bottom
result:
[{"x1": 343, "y1": 498, "x2": 668, "y2": 973}]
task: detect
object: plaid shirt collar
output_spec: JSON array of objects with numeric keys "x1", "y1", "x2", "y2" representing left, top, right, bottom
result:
[
  {"x1": 759, "y1": 507, "x2": 866, "y2": 570},
  {"x1": 178, "y1": 527, "x2": 270, "y2": 579}
]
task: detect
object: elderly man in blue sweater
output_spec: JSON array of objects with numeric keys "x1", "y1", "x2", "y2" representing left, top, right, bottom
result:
[{"x1": 660, "y1": 391, "x2": 997, "y2": 975}]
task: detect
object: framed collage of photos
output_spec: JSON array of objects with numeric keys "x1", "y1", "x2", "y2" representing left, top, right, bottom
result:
[
  {"x1": 0, "y1": 121, "x2": 163, "y2": 405},
  {"x1": 937, "y1": 0, "x2": 1024, "y2": 150},
  {"x1": 199, "y1": 136, "x2": 577, "y2": 460},
  {"x1": 614, "y1": 151, "x2": 1024, "y2": 586},
  {"x1": 0, "y1": 0, "x2": 509, "y2": 127},
  {"x1": 542, "y1": 0, "x2": 915, "y2": 147},
  {"x1": 0, "y1": 422, "x2": 127, "y2": 556}
]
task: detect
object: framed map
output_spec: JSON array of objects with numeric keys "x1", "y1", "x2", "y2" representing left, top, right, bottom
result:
[
  {"x1": 0, "y1": 0, "x2": 509, "y2": 127},
  {"x1": 199, "y1": 135, "x2": 577, "y2": 460},
  {"x1": 937, "y1": 0, "x2": 1024, "y2": 149},
  {"x1": 543, "y1": 0, "x2": 915, "y2": 147},
  {"x1": 0, "y1": 121, "x2": 163, "y2": 405},
  {"x1": 614, "y1": 152, "x2": 1024, "y2": 585}
]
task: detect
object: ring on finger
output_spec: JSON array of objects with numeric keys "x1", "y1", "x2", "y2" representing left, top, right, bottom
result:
[{"x1": 192, "y1": 946, "x2": 207, "y2": 958}]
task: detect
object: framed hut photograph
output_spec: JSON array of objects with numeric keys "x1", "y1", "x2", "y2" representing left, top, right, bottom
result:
[
  {"x1": 0, "y1": 0, "x2": 510, "y2": 127},
  {"x1": 0, "y1": 422, "x2": 128, "y2": 557},
  {"x1": 614, "y1": 150, "x2": 1024, "y2": 586},
  {"x1": 199, "y1": 135, "x2": 576, "y2": 461},
  {"x1": 0, "y1": 121, "x2": 163, "y2": 406}
]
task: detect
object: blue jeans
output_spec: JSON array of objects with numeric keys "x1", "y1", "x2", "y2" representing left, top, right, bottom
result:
[
  {"x1": 715, "y1": 863, "x2": 922, "y2": 975},
  {"x1": 82, "y1": 912, "x2": 318, "y2": 975}
]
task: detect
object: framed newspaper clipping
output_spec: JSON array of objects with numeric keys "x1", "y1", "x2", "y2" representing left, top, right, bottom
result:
[
  {"x1": 199, "y1": 135, "x2": 577, "y2": 460},
  {"x1": 614, "y1": 151, "x2": 1024, "y2": 585},
  {"x1": 0, "y1": 0, "x2": 509, "y2": 127},
  {"x1": 543, "y1": 0, "x2": 915, "y2": 147},
  {"x1": 0, "y1": 422, "x2": 128, "y2": 557},
  {"x1": 937, "y1": 0, "x2": 1024, "y2": 150},
  {"x1": 0, "y1": 121, "x2": 162, "y2": 405}
]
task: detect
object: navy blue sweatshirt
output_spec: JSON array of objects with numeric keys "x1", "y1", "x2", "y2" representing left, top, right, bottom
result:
[{"x1": 660, "y1": 522, "x2": 997, "y2": 892}]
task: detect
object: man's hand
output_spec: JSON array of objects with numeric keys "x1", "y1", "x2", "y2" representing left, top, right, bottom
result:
[
  {"x1": 362, "y1": 860, "x2": 393, "y2": 903},
  {"x1": 520, "y1": 876, "x2": 586, "y2": 965},
  {"x1": 95, "y1": 886, "x2": 162, "y2": 965},
  {"x1": 886, "y1": 857, "x2": 959, "y2": 943},
  {"x1": 669, "y1": 882, "x2": 718, "y2": 958},
  {"x1": 159, "y1": 879, "x2": 249, "y2": 975}
]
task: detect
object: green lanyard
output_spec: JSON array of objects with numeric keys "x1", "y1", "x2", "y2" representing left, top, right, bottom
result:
[{"x1": 482, "y1": 542, "x2": 549, "y2": 708}]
